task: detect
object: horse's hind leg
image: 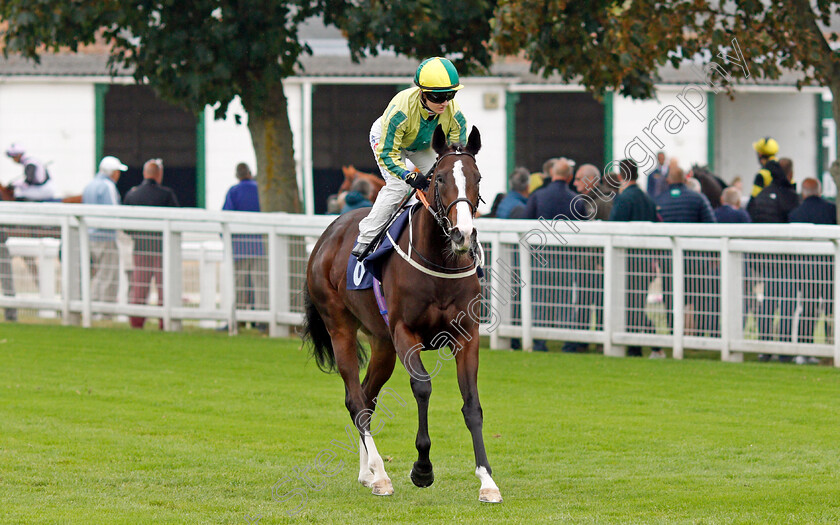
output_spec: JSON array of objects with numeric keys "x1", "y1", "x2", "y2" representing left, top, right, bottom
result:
[
  {"x1": 392, "y1": 323, "x2": 435, "y2": 488},
  {"x1": 357, "y1": 336, "x2": 397, "y2": 488},
  {"x1": 332, "y1": 327, "x2": 394, "y2": 496}
]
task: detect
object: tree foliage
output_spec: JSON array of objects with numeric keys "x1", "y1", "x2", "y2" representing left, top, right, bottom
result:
[
  {"x1": 1, "y1": 0, "x2": 324, "y2": 212},
  {"x1": 493, "y1": 0, "x2": 840, "y2": 219},
  {"x1": 324, "y1": 0, "x2": 496, "y2": 74}
]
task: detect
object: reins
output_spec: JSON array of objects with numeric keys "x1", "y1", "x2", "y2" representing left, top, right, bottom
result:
[{"x1": 389, "y1": 148, "x2": 485, "y2": 277}]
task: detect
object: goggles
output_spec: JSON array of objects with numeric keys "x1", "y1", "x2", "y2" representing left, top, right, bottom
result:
[{"x1": 424, "y1": 90, "x2": 456, "y2": 104}]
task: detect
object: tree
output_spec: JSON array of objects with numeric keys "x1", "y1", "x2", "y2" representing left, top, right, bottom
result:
[
  {"x1": 325, "y1": 0, "x2": 496, "y2": 74},
  {"x1": 492, "y1": 0, "x2": 840, "y2": 221},
  {"x1": 1, "y1": 1, "x2": 321, "y2": 212}
]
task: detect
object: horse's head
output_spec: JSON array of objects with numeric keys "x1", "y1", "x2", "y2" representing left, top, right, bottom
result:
[
  {"x1": 339, "y1": 165, "x2": 357, "y2": 193},
  {"x1": 428, "y1": 125, "x2": 482, "y2": 256}
]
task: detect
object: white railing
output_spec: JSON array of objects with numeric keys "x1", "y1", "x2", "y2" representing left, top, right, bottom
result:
[{"x1": 1, "y1": 201, "x2": 838, "y2": 365}]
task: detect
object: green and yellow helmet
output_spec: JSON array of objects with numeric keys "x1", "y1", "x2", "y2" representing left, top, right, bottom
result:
[{"x1": 414, "y1": 57, "x2": 464, "y2": 92}]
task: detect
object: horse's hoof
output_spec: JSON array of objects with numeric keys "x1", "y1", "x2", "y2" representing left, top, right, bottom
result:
[
  {"x1": 358, "y1": 474, "x2": 374, "y2": 487},
  {"x1": 410, "y1": 464, "x2": 434, "y2": 487},
  {"x1": 479, "y1": 488, "x2": 502, "y2": 503},
  {"x1": 371, "y1": 479, "x2": 394, "y2": 496}
]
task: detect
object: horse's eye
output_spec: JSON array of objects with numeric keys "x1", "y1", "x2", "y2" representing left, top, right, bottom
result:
[{"x1": 437, "y1": 176, "x2": 445, "y2": 184}]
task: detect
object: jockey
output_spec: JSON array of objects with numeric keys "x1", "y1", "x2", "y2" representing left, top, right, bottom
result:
[
  {"x1": 352, "y1": 57, "x2": 468, "y2": 259},
  {"x1": 4, "y1": 144, "x2": 58, "y2": 201},
  {"x1": 750, "y1": 137, "x2": 779, "y2": 198}
]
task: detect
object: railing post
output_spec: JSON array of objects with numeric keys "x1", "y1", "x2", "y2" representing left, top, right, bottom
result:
[
  {"x1": 834, "y1": 240, "x2": 840, "y2": 367},
  {"x1": 78, "y1": 218, "x2": 92, "y2": 327},
  {"x1": 672, "y1": 237, "x2": 685, "y2": 360},
  {"x1": 271, "y1": 230, "x2": 291, "y2": 338},
  {"x1": 603, "y1": 238, "x2": 625, "y2": 357},
  {"x1": 198, "y1": 241, "x2": 220, "y2": 329},
  {"x1": 720, "y1": 237, "x2": 744, "y2": 362},
  {"x1": 488, "y1": 234, "x2": 510, "y2": 350},
  {"x1": 518, "y1": 235, "x2": 533, "y2": 352},
  {"x1": 163, "y1": 221, "x2": 183, "y2": 332},
  {"x1": 221, "y1": 223, "x2": 236, "y2": 335},
  {"x1": 61, "y1": 216, "x2": 81, "y2": 326}
]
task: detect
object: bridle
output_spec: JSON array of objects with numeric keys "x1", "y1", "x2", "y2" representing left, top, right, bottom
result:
[
  {"x1": 398, "y1": 147, "x2": 484, "y2": 274},
  {"x1": 416, "y1": 148, "x2": 484, "y2": 239}
]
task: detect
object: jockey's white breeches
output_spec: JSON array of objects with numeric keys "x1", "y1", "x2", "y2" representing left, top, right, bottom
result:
[
  {"x1": 357, "y1": 117, "x2": 437, "y2": 244},
  {"x1": 13, "y1": 179, "x2": 58, "y2": 201}
]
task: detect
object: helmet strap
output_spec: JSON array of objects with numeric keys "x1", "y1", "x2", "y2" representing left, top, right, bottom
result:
[{"x1": 419, "y1": 92, "x2": 435, "y2": 116}]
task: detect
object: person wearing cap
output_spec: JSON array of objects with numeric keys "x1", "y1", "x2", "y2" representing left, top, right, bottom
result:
[
  {"x1": 4, "y1": 144, "x2": 57, "y2": 201},
  {"x1": 82, "y1": 156, "x2": 128, "y2": 308},
  {"x1": 750, "y1": 137, "x2": 780, "y2": 198},
  {"x1": 351, "y1": 57, "x2": 467, "y2": 259}
]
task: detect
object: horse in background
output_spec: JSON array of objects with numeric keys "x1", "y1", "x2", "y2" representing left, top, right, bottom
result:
[{"x1": 340, "y1": 165, "x2": 385, "y2": 203}]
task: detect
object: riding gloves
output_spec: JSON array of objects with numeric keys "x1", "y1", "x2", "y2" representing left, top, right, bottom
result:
[{"x1": 404, "y1": 171, "x2": 430, "y2": 191}]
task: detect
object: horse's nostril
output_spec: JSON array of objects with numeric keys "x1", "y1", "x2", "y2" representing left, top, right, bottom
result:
[{"x1": 451, "y1": 229, "x2": 464, "y2": 244}]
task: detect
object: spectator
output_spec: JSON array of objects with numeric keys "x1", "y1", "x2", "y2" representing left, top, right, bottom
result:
[
  {"x1": 609, "y1": 159, "x2": 658, "y2": 222},
  {"x1": 789, "y1": 178, "x2": 835, "y2": 352},
  {"x1": 522, "y1": 158, "x2": 585, "y2": 352},
  {"x1": 524, "y1": 158, "x2": 587, "y2": 220},
  {"x1": 746, "y1": 158, "x2": 798, "y2": 353},
  {"x1": 655, "y1": 167, "x2": 716, "y2": 223},
  {"x1": 82, "y1": 155, "x2": 128, "y2": 310},
  {"x1": 789, "y1": 178, "x2": 836, "y2": 225},
  {"x1": 609, "y1": 159, "x2": 661, "y2": 357},
  {"x1": 646, "y1": 151, "x2": 669, "y2": 199},
  {"x1": 529, "y1": 158, "x2": 556, "y2": 194},
  {"x1": 747, "y1": 158, "x2": 799, "y2": 223},
  {"x1": 0, "y1": 229, "x2": 15, "y2": 321},
  {"x1": 685, "y1": 177, "x2": 702, "y2": 193},
  {"x1": 223, "y1": 162, "x2": 268, "y2": 328},
  {"x1": 4, "y1": 144, "x2": 57, "y2": 202},
  {"x1": 656, "y1": 165, "x2": 716, "y2": 355},
  {"x1": 326, "y1": 194, "x2": 342, "y2": 215},
  {"x1": 573, "y1": 164, "x2": 614, "y2": 220},
  {"x1": 731, "y1": 176, "x2": 750, "y2": 208},
  {"x1": 714, "y1": 187, "x2": 751, "y2": 223},
  {"x1": 341, "y1": 178, "x2": 373, "y2": 214},
  {"x1": 123, "y1": 159, "x2": 179, "y2": 329},
  {"x1": 562, "y1": 163, "x2": 613, "y2": 353},
  {"x1": 496, "y1": 167, "x2": 530, "y2": 219}
]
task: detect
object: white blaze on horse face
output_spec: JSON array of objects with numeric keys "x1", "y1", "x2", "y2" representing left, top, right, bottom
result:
[{"x1": 452, "y1": 160, "x2": 474, "y2": 247}]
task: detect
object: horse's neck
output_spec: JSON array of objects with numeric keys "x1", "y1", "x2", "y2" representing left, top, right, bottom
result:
[{"x1": 407, "y1": 204, "x2": 464, "y2": 270}]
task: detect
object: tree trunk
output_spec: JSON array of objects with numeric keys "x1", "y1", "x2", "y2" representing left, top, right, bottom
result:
[
  {"x1": 244, "y1": 78, "x2": 302, "y2": 213},
  {"x1": 831, "y1": 81, "x2": 840, "y2": 225}
]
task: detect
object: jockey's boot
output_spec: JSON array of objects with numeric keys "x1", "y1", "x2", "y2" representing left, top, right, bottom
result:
[{"x1": 351, "y1": 242, "x2": 369, "y2": 260}]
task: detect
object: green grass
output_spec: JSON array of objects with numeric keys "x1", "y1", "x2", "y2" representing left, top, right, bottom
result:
[{"x1": 2, "y1": 324, "x2": 840, "y2": 524}]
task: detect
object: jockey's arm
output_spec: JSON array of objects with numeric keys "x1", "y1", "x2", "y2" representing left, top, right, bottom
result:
[
  {"x1": 375, "y1": 111, "x2": 412, "y2": 180},
  {"x1": 447, "y1": 107, "x2": 468, "y2": 146}
]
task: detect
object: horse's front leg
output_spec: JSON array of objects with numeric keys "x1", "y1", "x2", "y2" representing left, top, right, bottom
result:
[
  {"x1": 393, "y1": 322, "x2": 435, "y2": 488},
  {"x1": 455, "y1": 338, "x2": 502, "y2": 503}
]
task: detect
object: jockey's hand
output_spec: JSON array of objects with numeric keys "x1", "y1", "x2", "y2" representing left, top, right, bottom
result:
[{"x1": 404, "y1": 171, "x2": 429, "y2": 191}]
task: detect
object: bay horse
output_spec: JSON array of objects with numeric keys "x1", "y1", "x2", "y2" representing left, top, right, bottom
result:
[
  {"x1": 303, "y1": 125, "x2": 502, "y2": 503},
  {"x1": 340, "y1": 166, "x2": 386, "y2": 203}
]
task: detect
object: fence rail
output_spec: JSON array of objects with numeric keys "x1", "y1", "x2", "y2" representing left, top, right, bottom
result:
[{"x1": 1, "y1": 202, "x2": 838, "y2": 366}]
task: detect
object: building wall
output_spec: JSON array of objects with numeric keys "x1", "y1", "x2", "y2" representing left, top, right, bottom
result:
[
  {"x1": 715, "y1": 92, "x2": 818, "y2": 186},
  {"x1": 0, "y1": 81, "x2": 95, "y2": 198},
  {"x1": 613, "y1": 87, "x2": 709, "y2": 188},
  {"x1": 203, "y1": 87, "x2": 302, "y2": 211},
  {"x1": 456, "y1": 82, "x2": 508, "y2": 214}
]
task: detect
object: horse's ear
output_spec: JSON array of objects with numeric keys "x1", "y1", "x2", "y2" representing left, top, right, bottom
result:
[
  {"x1": 466, "y1": 127, "x2": 481, "y2": 155},
  {"x1": 432, "y1": 125, "x2": 447, "y2": 155}
]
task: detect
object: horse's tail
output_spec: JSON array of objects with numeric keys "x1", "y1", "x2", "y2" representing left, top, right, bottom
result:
[{"x1": 301, "y1": 282, "x2": 369, "y2": 373}]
